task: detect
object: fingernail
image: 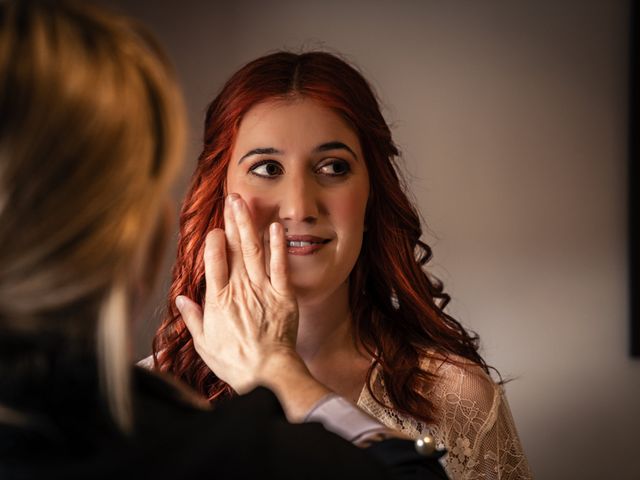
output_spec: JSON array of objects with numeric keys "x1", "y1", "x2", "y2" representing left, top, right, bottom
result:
[
  {"x1": 175, "y1": 295, "x2": 185, "y2": 311},
  {"x1": 228, "y1": 194, "x2": 242, "y2": 213},
  {"x1": 270, "y1": 222, "x2": 279, "y2": 235}
]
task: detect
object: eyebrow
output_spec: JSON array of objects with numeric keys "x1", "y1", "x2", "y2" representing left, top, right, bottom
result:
[
  {"x1": 237, "y1": 141, "x2": 358, "y2": 165},
  {"x1": 314, "y1": 141, "x2": 357, "y2": 160},
  {"x1": 239, "y1": 147, "x2": 283, "y2": 164}
]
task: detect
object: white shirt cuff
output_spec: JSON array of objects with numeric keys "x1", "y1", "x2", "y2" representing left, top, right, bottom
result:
[{"x1": 303, "y1": 393, "x2": 391, "y2": 444}]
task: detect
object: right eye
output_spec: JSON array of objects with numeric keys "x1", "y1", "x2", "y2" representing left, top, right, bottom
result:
[{"x1": 249, "y1": 160, "x2": 283, "y2": 178}]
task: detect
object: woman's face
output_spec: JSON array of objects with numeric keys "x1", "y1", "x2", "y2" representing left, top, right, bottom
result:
[{"x1": 226, "y1": 98, "x2": 369, "y2": 302}]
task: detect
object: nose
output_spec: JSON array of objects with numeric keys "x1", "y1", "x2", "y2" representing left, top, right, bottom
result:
[{"x1": 278, "y1": 174, "x2": 319, "y2": 225}]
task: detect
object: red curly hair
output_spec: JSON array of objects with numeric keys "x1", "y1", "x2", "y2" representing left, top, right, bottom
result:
[{"x1": 153, "y1": 51, "x2": 489, "y2": 423}]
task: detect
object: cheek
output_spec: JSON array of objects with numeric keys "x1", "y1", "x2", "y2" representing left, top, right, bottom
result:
[
  {"x1": 329, "y1": 187, "x2": 368, "y2": 233},
  {"x1": 245, "y1": 196, "x2": 276, "y2": 232},
  {"x1": 226, "y1": 173, "x2": 276, "y2": 232}
]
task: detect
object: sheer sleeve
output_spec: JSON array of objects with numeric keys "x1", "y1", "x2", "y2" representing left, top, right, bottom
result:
[
  {"x1": 357, "y1": 357, "x2": 533, "y2": 480},
  {"x1": 429, "y1": 360, "x2": 532, "y2": 479}
]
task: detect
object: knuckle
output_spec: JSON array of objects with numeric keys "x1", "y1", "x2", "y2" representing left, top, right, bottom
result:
[
  {"x1": 241, "y1": 242, "x2": 261, "y2": 258},
  {"x1": 215, "y1": 287, "x2": 232, "y2": 304},
  {"x1": 227, "y1": 242, "x2": 242, "y2": 253},
  {"x1": 204, "y1": 247, "x2": 226, "y2": 264}
]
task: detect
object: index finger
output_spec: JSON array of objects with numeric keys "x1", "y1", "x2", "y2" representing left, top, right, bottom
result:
[
  {"x1": 230, "y1": 195, "x2": 267, "y2": 285},
  {"x1": 203, "y1": 228, "x2": 229, "y2": 297}
]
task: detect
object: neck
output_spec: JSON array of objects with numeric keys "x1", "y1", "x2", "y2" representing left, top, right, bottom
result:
[
  {"x1": 294, "y1": 282, "x2": 372, "y2": 402},
  {"x1": 295, "y1": 281, "x2": 355, "y2": 365}
]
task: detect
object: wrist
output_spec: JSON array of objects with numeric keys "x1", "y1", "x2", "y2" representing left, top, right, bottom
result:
[{"x1": 254, "y1": 349, "x2": 331, "y2": 422}]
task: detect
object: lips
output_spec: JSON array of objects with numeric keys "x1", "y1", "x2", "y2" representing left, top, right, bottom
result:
[{"x1": 285, "y1": 235, "x2": 331, "y2": 255}]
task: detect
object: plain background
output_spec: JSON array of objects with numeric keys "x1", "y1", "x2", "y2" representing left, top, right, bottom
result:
[{"x1": 102, "y1": 1, "x2": 639, "y2": 478}]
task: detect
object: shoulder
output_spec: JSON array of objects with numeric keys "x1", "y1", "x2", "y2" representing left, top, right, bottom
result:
[
  {"x1": 422, "y1": 355, "x2": 534, "y2": 479},
  {"x1": 423, "y1": 353, "x2": 501, "y2": 415},
  {"x1": 360, "y1": 355, "x2": 532, "y2": 479},
  {"x1": 357, "y1": 353, "x2": 500, "y2": 439}
]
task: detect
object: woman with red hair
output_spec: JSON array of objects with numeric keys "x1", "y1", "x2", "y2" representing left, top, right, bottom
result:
[{"x1": 152, "y1": 51, "x2": 532, "y2": 480}]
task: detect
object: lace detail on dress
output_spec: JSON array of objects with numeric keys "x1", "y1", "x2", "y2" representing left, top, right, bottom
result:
[{"x1": 356, "y1": 356, "x2": 533, "y2": 480}]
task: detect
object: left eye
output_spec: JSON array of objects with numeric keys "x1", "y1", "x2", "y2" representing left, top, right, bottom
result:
[{"x1": 317, "y1": 160, "x2": 351, "y2": 176}]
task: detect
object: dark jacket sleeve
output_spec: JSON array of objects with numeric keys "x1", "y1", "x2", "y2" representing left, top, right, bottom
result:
[
  {"x1": 1, "y1": 368, "x2": 449, "y2": 480},
  {"x1": 140, "y1": 382, "x2": 450, "y2": 480},
  {"x1": 365, "y1": 438, "x2": 449, "y2": 480},
  {"x1": 221, "y1": 388, "x2": 449, "y2": 480}
]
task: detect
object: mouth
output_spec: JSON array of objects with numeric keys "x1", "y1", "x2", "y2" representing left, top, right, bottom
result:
[{"x1": 285, "y1": 235, "x2": 331, "y2": 255}]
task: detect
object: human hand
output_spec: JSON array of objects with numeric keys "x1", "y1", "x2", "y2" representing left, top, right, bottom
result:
[{"x1": 176, "y1": 193, "x2": 301, "y2": 394}]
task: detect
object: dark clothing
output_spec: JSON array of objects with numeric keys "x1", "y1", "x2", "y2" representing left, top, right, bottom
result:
[{"x1": 0, "y1": 365, "x2": 447, "y2": 479}]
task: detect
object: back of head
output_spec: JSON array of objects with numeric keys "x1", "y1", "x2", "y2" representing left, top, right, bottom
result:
[{"x1": 0, "y1": 0, "x2": 185, "y2": 431}]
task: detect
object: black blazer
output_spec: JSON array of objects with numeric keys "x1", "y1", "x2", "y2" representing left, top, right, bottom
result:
[{"x1": 0, "y1": 364, "x2": 447, "y2": 479}]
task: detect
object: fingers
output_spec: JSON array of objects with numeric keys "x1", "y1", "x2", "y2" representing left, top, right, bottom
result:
[
  {"x1": 223, "y1": 194, "x2": 246, "y2": 276},
  {"x1": 204, "y1": 229, "x2": 228, "y2": 295},
  {"x1": 176, "y1": 295, "x2": 204, "y2": 341},
  {"x1": 227, "y1": 194, "x2": 267, "y2": 284},
  {"x1": 269, "y1": 221, "x2": 291, "y2": 295},
  {"x1": 223, "y1": 193, "x2": 288, "y2": 294}
]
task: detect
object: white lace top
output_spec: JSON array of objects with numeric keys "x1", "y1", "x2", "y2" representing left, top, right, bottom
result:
[{"x1": 356, "y1": 356, "x2": 533, "y2": 480}]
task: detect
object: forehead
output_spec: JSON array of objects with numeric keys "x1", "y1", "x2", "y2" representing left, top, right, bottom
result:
[{"x1": 233, "y1": 98, "x2": 361, "y2": 153}]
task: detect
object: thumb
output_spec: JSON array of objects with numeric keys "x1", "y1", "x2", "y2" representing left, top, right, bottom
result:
[{"x1": 176, "y1": 295, "x2": 204, "y2": 340}]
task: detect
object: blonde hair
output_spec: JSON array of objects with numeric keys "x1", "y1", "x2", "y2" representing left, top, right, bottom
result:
[{"x1": 0, "y1": 0, "x2": 185, "y2": 431}]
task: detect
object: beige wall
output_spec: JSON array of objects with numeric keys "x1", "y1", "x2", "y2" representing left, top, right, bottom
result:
[{"x1": 104, "y1": 1, "x2": 638, "y2": 478}]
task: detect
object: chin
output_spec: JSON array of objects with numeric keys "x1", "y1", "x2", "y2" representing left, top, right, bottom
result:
[
  {"x1": 289, "y1": 276, "x2": 322, "y2": 297},
  {"x1": 290, "y1": 275, "x2": 349, "y2": 306}
]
